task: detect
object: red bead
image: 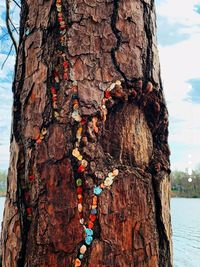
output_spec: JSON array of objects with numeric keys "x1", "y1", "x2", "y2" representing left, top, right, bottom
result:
[
  {"x1": 52, "y1": 96, "x2": 57, "y2": 101},
  {"x1": 105, "y1": 90, "x2": 111, "y2": 99},
  {"x1": 58, "y1": 17, "x2": 63, "y2": 22},
  {"x1": 78, "y1": 197, "x2": 83, "y2": 203},
  {"x1": 89, "y1": 214, "x2": 97, "y2": 222},
  {"x1": 26, "y1": 207, "x2": 32, "y2": 215},
  {"x1": 60, "y1": 25, "x2": 66, "y2": 30},
  {"x1": 63, "y1": 72, "x2": 68, "y2": 80},
  {"x1": 76, "y1": 187, "x2": 83, "y2": 194},
  {"x1": 51, "y1": 87, "x2": 56, "y2": 94},
  {"x1": 29, "y1": 175, "x2": 35, "y2": 182},
  {"x1": 63, "y1": 61, "x2": 69, "y2": 68},
  {"x1": 77, "y1": 165, "x2": 85, "y2": 173},
  {"x1": 36, "y1": 138, "x2": 42, "y2": 144},
  {"x1": 80, "y1": 119, "x2": 87, "y2": 125}
]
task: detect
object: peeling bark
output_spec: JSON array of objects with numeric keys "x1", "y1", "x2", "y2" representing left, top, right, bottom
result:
[{"x1": 1, "y1": 0, "x2": 172, "y2": 266}]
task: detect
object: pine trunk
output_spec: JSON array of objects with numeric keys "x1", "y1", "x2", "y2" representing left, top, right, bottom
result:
[{"x1": 1, "y1": 0, "x2": 172, "y2": 266}]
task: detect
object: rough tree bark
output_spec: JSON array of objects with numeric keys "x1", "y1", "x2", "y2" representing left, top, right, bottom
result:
[{"x1": 1, "y1": 0, "x2": 172, "y2": 266}]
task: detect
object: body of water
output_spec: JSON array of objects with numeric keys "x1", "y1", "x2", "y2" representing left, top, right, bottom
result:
[
  {"x1": 0, "y1": 197, "x2": 199, "y2": 266},
  {"x1": 171, "y1": 198, "x2": 200, "y2": 267}
]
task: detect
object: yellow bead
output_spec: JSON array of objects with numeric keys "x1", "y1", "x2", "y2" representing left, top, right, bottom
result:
[
  {"x1": 77, "y1": 155, "x2": 83, "y2": 161},
  {"x1": 72, "y1": 148, "x2": 80, "y2": 158},
  {"x1": 113, "y1": 169, "x2": 119, "y2": 176}
]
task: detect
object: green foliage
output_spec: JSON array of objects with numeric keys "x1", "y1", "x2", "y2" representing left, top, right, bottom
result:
[
  {"x1": 171, "y1": 170, "x2": 200, "y2": 198},
  {"x1": 0, "y1": 170, "x2": 7, "y2": 196}
]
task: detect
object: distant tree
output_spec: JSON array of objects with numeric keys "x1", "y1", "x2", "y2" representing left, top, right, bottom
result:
[
  {"x1": 0, "y1": 171, "x2": 7, "y2": 194},
  {"x1": 171, "y1": 170, "x2": 200, "y2": 198}
]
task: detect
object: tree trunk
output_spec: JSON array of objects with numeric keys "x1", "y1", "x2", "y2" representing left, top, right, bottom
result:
[{"x1": 1, "y1": 0, "x2": 172, "y2": 266}]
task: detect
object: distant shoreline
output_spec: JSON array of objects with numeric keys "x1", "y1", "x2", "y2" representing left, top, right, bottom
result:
[{"x1": 171, "y1": 191, "x2": 200, "y2": 198}]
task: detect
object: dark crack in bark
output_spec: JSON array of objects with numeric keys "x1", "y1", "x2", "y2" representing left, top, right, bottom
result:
[
  {"x1": 141, "y1": 0, "x2": 153, "y2": 82},
  {"x1": 110, "y1": 0, "x2": 128, "y2": 83}
]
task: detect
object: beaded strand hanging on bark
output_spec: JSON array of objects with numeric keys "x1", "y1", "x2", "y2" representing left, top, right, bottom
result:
[{"x1": 54, "y1": 1, "x2": 121, "y2": 266}]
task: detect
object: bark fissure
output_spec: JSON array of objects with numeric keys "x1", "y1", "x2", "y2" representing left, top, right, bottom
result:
[
  {"x1": 110, "y1": 0, "x2": 128, "y2": 82},
  {"x1": 152, "y1": 177, "x2": 171, "y2": 267},
  {"x1": 141, "y1": 0, "x2": 154, "y2": 82}
]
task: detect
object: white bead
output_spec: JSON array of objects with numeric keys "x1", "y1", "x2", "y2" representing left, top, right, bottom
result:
[{"x1": 115, "y1": 80, "x2": 121, "y2": 86}]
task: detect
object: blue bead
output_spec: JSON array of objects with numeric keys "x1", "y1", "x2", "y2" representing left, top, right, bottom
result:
[
  {"x1": 91, "y1": 209, "x2": 97, "y2": 215},
  {"x1": 72, "y1": 94, "x2": 78, "y2": 99},
  {"x1": 93, "y1": 186, "x2": 102, "y2": 195},
  {"x1": 85, "y1": 235, "x2": 93, "y2": 245},
  {"x1": 85, "y1": 228, "x2": 93, "y2": 236},
  {"x1": 79, "y1": 254, "x2": 84, "y2": 260}
]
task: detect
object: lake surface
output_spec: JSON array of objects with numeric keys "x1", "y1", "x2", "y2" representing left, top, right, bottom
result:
[
  {"x1": 171, "y1": 198, "x2": 200, "y2": 267},
  {"x1": 0, "y1": 197, "x2": 199, "y2": 266}
]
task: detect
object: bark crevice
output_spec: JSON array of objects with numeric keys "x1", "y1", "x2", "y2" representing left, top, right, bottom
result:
[{"x1": 110, "y1": 0, "x2": 126, "y2": 82}]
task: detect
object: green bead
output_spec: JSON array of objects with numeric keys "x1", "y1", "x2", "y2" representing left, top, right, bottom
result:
[
  {"x1": 76, "y1": 178, "x2": 82, "y2": 186},
  {"x1": 55, "y1": 83, "x2": 60, "y2": 90}
]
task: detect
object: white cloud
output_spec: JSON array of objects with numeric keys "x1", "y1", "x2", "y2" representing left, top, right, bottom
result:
[
  {"x1": 156, "y1": 0, "x2": 200, "y2": 26},
  {"x1": 159, "y1": 36, "x2": 200, "y2": 102},
  {"x1": 156, "y1": 0, "x2": 200, "y2": 170}
]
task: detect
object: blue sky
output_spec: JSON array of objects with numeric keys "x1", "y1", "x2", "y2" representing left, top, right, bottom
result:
[
  {"x1": 155, "y1": 0, "x2": 200, "y2": 170},
  {"x1": 0, "y1": 0, "x2": 200, "y2": 171},
  {"x1": 0, "y1": 1, "x2": 19, "y2": 170}
]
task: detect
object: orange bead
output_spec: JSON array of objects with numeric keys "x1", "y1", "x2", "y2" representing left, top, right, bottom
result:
[
  {"x1": 92, "y1": 196, "x2": 98, "y2": 205},
  {"x1": 100, "y1": 183, "x2": 106, "y2": 189},
  {"x1": 74, "y1": 258, "x2": 81, "y2": 267},
  {"x1": 73, "y1": 99, "x2": 79, "y2": 105},
  {"x1": 88, "y1": 221, "x2": 94, "y2": 229}
]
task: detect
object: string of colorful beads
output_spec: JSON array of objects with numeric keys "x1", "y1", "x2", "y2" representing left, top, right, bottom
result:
[
  {"x1": 26, "y1": 0, "x2": 68, "y2": 221},
  {"x1": 50, "y1": 0, "x2": 68, "y2": 120},
  {"x1": 35, "y1": 127, "x2": 47, "y2": 144},
  {"x1": 71, "y1": 84, "x2": 119, "y2": 266}
]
